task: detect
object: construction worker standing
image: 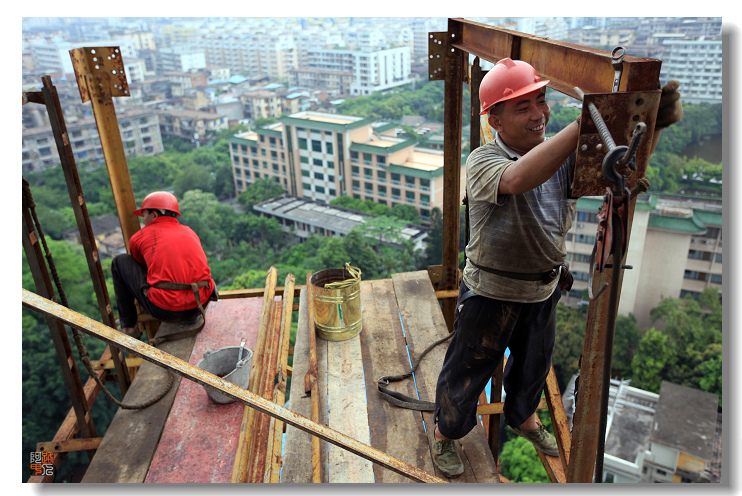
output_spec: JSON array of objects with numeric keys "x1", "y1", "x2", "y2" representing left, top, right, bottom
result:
[
  {"x1": 430, "y1": 58, "x2": 683, "y2": 478},
  {"x1": 111, "y1": 191, "x2": 216, "y2": 338}
]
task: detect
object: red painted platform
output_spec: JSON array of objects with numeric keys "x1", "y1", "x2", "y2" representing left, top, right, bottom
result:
[{"x1": 144, "y1": 297, "x2": 264, "y2": 483}]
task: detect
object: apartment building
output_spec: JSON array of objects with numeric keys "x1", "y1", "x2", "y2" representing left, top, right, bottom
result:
[
  {"x1": 22, "y1": 107, "x2": 163, "y2": 171},
  {"x1": 659, "y1": 37, "x2": 722, "y2": 104},
  {"x1": 157, "y1": 109, "x2": 228, "y2": 144},
  {"x1": 563, "y1": 193, "x2": 722, "y2": 329},
  {"x1": 156, "y1": 46, "x2": 207, "y2": 74},
  {"x1": 287, "y1": 68, "x2": 354, "y2": 95},
  {"x1": 242, "y1": 90, "x2": 283, "y2": 121},
  {"x1": 229, "y1": 111, "x2": 464, "y2": 225},
  {"x1": 304, "y1": 46, "x2": 412, "y2": 96},
  {"x1": 163, "y1": 71, "x2": 208, "y2": 97}
]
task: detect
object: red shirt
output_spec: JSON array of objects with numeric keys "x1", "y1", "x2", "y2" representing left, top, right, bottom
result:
[{"x1": 130, "y1": 216, "x2": 214, "y2": 312}]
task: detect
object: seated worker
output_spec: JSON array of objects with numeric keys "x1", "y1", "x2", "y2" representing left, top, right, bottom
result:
[
  {"x1": 430, "y1": 58, "x2": 682, "y2": 478},
  {"x1": 112, "y1": 191, "x2": 216, "y2": 337}
]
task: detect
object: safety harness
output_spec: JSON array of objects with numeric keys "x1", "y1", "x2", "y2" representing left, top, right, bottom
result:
[{"x1": 144, "y1": 280, "x2": 216, "y2": 346}]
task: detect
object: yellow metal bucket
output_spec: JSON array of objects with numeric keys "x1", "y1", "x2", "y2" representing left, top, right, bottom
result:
[{"x1": 310, "y1": 267, "x2": 362, "y2": 341}]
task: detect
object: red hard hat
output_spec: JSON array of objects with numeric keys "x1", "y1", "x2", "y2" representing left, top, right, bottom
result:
[
  {"x1": 133, "y1": 191, "x2": 180, "y2": 217},
  {"x1": 479, "y1": 58, "x2": 550, "y2": 115}
]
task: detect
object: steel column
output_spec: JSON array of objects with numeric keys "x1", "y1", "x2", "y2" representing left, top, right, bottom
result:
[
  {"x1": 69, "y1": 47, "x2": 140, "y2": 251},
  {"x1": 35, "y1": 75, "x2": 131, "y2": 395},
  {"x1": 439, "y1": 20, "x2": 466, "y2": 332}
]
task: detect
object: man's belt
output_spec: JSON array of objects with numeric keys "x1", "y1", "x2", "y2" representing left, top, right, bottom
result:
[{"x1": 469, "y1": 260, "x2": 560, "y2": 283}]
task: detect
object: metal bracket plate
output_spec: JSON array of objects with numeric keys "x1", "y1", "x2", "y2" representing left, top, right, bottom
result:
[
  {"x1": 428, "y1": 32, "x2": 447, "y2": 81},
  {"x1": 572, "y1": 90, "x2": 660, "y2": 198},
  {"x1": 69, "y1": 46, "x2": 130, "y2": 103}
]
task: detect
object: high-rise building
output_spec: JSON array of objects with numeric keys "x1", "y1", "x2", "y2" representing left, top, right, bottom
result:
[
  {"x1": 660, "y1": 37, "x2": 722, "y2": 104},
  {"x1": 229, "y1": 111, "x2": 464, "y2": 225}
]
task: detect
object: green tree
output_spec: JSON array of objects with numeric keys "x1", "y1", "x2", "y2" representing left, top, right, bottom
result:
[
  {"x1": 237, "y1": 178, "x2": 286, "y2": 212},
  {"x1": 500, "y1": 437, "x2": 550, "y2": 483},
  {"x1": 611, "y1": 314, "x2": 641, "y2": 378},
  {"x1": 552, "y1": 304, "x2": 587, "y2": 391},
  {"x1": 631, "y1": 328, "x2": 672, "y2": 393},
  {"x1": 173, "y1": 164, "x2": 214, "y2": 198}
]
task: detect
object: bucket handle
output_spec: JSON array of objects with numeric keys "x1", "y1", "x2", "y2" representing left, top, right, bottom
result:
[{"x1": 238, "y1": 338, "x2": 246, "y2": 362}]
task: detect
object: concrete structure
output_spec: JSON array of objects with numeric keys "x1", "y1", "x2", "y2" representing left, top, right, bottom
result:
[
  {"x1": 303, "y1": 46, "x2": 412, "y2": 96},
  {"x1": 659, "y1": 37, "x2": 723, "y2": 104},
  {"x1": 229, "y1": 111, "x2": 465, "y2": 226},
  {"x1": 63, "y1": 214, "x2": 126, "y2": 259},
  {"x1": 157, "y1": 108, "x2": 228, "y2": 145},
  {"x1": 156, "y1": 46, "x2": 207, "y2": 74},
  {"x1": 563, "y1": 194, "x2": 722, "y2": 329},
  {"x1": 22, "y1": 107, "x2": 163, "y2": 171},
  {"x1": 253, "y1": 194, "x2": 428, "y2": 251},
  {"x1": 562, "y1": 379, "x2": 720, "y2": 484},
  {"x1": 287, "y1": 68, "x2": 354, "y2": 95}
]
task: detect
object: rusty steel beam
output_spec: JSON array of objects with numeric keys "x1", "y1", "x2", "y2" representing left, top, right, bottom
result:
[
  {"x1": 439, "y1": 19, "x2": 466, "y2": 333},
  {"x1": 36, "y1": 75, "x2": 132, "y2": 395},
  {"x1": 233, "y1": 267, "x2": 278, "y2": 483},
  {"x1": 37, "y1": 437, "x2": 103, "y2": 454},
  {"x1": 22, "y1": 288, "x2": 446, "y2": 484},
  {"x1": 449, "y1": 18, "x2": 661, "y2": 99},
  {"x1": 22, "y1": 195, "x2": 98, "y2": 459},
  {"x1": 69, "y1": 47, "x2": 140, "y2": 252},
  {"x1": 268, "y1": 274, "x2": 296, "y2": 482},
  {"x1": 247, "y1": 302, "x2": 283, "y2": 483}
]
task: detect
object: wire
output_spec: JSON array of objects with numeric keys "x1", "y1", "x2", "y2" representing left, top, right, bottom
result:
[{"x1": 323, "y1": 262, "x2": 362, "y2": 289}]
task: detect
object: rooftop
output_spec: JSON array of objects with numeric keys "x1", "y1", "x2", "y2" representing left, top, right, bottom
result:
[{"x1": 652, "y1": 381, "x2": 719, "y2": 461}]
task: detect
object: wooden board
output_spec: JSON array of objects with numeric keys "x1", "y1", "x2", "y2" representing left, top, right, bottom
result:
[
  {"x1": 326, "y1": 333, "x2": 374, "y2": 482},
  {"x1": 81, "y1": 331, "x2": 197, "y2": 482},
  {"x1": 392, "y1": 271, "x2": 500, "y2": 483},
  {"x1": 144, "y1": 297, "x2": 262, "y2": 483},
  {"x1": 359, "y1": 279, "x2": 434, "y2": 483}
]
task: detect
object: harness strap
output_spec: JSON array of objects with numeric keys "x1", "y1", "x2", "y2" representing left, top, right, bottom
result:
[
  {"x1": 377, "y1": 332, "x2": 453, "y2": 412},
  {"x1": 146, "y1": 280, "x2": 213, "y2": 345},
  {"x1": 469, "y1": 260, "x2": 560, "y2": 283}
]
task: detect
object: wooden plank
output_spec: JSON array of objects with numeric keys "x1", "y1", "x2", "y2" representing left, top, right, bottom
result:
[
  {"x1": 392, "y1": 271, "x2": 500, "y2": 483},
  {"x1": 144, "y1": 298, "x2": 262, "y2": 483},
  {"x1": 326, "y1": 333, "x2": 374, "y2": 483},
  {"x1": 81, "y1": 332, "x2": 197, "y2": 483},
  {"x1": 281, "y1": 289, "x2": 313, "y2": 482},
  {"x1": 359, "y1": 279, "x2": 434, "y2": 483},
  {"x1": 316, "y1": 314, "x2": 330, "y2": 484}
]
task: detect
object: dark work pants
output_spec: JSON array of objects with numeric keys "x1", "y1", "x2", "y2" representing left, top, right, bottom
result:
[
  {"x1": 434, "y1": 280, "x2": 561, "y2": 440},
  {"x1": 111, "y1": 254, "x2": 203, "y2": 328}
]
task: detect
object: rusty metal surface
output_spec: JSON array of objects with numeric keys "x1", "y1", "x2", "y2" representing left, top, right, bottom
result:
[
  {"x1": 232, "y1": 268, "x2": 278, "y2": 483},
  {"x1": 37, "y1": 75, "x2": 131, "y2": 394},
  {"x1": 22, "y1": 288, "x2": 446, "y2": 484},
  {"x1": 572, "y1": 90, "x2": 660, "y2": 197},
  {"x1": 37, "y1": 437, "x2": 103, "y2": 454},
  {"x1": 428, "y1": 32, "x2": 447, "y2": 81},
  {"x1": 69, "y1": 46, "x2": 140, "y2": 252},
  {"x1": 69, "y1": 47, "x2": 130, "y2": 103},
  {"x1": 449, "y1": 18, "x2": 662, "y2": 98}
]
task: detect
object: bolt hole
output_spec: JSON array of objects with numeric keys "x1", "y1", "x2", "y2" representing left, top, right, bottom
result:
[
  {"x1": 597, "y1": 144, "x2": 603, "y2": 150},
  {"x1": 581, "y1": 145, "x2": 588, "y2": 151},
  {"x1": 112, "y1": 70, "x2": 117, "y2": 74},
  {"x1": 603, "y1": 114, "x2": 610, "y2": 122},
  {"x1": 91, "y1": 49, "x2": 96, "y2": 54},
  {"x1": 632, "y1": 115, "x2": 640, "y2": 121},
  {"x1": 635, "y1": 98, "x2": 644, "y2": 106},
  {"x1": 95, "y1": 65, "x2": 99, "y2": 70}
]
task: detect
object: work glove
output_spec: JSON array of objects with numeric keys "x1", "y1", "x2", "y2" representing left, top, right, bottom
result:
[
  {"x1": 655, "y1": 80, "x2": 683, "y2": 129},
  {"x1": 558, "y1": 262, "x2": 574, "y2": 292}
]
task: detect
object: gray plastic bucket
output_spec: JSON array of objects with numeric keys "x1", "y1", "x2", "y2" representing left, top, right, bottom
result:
[{"x1": 196, "y1": 345, "x2": 253, "y2": 404}]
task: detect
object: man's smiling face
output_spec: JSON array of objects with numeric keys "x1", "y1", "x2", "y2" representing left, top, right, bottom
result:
[{"x1": 488, "y1": 88, "x2": 550, "y2": 155}]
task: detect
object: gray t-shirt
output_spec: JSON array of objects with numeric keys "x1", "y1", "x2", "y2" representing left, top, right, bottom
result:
[{"x1": 463, "y1": 135, "x2": 577, "y2": 303}]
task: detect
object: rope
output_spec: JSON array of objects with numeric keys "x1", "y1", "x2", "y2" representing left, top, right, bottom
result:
[
  {"x1": 323, "y1": 263, "x2": 361, "y2": 289},
  {"x1": 23, "y1": 179, "x2": 174, "y2": 410}
]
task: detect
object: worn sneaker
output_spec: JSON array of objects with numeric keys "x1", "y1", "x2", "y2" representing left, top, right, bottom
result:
[
  {"x1": 431, "y1": 438, "x2": 464, "y2": 478},
  {"x1": 508, "y1": 424, "x2": 559, "y2": 457}
]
